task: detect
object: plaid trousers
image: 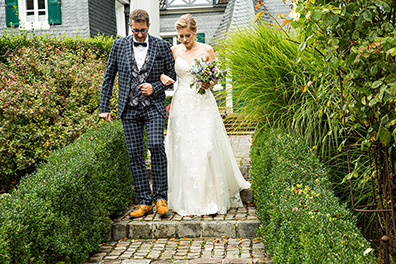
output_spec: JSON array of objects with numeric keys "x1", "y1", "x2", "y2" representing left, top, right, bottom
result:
[{"x1": 122, "y1": 103, "x2": 167, "y2": 205}]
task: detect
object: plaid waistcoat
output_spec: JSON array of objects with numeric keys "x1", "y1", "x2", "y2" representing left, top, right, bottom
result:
[{"x1": 128, "y1": 55, "x2": 151, "y2": 107}]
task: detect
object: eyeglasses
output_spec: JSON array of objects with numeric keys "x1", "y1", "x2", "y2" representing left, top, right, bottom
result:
[{"x1": 131, "y1": 28, "x2": 149, "y2": 34}]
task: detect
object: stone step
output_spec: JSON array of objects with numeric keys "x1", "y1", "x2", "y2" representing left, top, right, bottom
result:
[
  {"x1": 222, "y1": 115, "x2": 257, "y2": 134},
  {"x1": 108, "y1": 203, "x2": 259, "y2": 242}
]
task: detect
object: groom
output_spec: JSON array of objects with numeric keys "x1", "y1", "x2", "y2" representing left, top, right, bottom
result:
[{"x1": 99, "y1": 9, "x2": 176, "y2": 218}]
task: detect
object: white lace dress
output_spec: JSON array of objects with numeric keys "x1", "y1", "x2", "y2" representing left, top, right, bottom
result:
[{"x1": 165, "y1": 56, "x2": 251, "y2": 216}]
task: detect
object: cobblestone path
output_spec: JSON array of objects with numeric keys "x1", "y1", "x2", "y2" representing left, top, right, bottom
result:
[{"x1": 85, "y1": 237, "x2": 271, "y2": 264}]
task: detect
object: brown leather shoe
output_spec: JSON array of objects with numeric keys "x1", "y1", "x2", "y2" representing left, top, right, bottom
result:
[
  {"x1": 129, "y1": 205, "x2": 153, "y2": 219},
  {"x1": 156, "y1": 199, "x2": 169, "y2": 215}
]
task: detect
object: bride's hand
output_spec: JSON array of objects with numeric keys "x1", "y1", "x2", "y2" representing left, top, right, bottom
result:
[
  {"x1": 200, "y1": 81, "x2": 215, "y2": 90},
  {"x1": 160, "y1": 74, "x2": 175, "y2": 86}
]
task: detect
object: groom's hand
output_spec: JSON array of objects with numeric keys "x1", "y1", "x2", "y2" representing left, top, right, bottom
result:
[
  {"x1": 99, "y1": 112, "x2": 111, "y2": 122},
  {"x1": 140, "y1": 83, "x2": 154, "y2": 96}
]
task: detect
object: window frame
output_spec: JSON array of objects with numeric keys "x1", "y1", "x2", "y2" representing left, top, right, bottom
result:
[
  {"x1": 17, "y1": 0, "x2": 50, "y2": 30},
  {"x1": 165, "y1": 0, "x2": 214, "y2": 8}
]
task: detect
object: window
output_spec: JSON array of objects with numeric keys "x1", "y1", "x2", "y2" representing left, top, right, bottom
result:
[
  {"x1": 115, "y1": 0, "x2": 130, "y2": 37},
  {"x1": 161, "y1": 33, "x2": 205, "y2": 47},
  {"x1": 162, "y1": 36, "x2": 178, "y2": 47},
  {"x1": 25, "y1": 0, "x2": 46, "y2": 23},
  {"x1": 166, "y1": 0, "x2": 213, "y2": 8},
  {"x1": 5, "y1": 0, "x2": 61, "y2": 29}
]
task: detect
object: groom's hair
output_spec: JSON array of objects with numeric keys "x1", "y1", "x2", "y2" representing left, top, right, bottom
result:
[{"x1": 130, "y1": 9, "x2": 150, "y2": 26}]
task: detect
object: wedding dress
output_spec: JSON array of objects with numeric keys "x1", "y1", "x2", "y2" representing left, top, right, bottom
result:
[{"x1": 165, "y1": 55, "x2": 251, "y2": 216}]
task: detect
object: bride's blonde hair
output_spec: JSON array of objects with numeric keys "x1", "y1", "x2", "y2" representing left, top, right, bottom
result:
[{"x1": 175, "y1": 14, "x2": 197, "y2": 32}]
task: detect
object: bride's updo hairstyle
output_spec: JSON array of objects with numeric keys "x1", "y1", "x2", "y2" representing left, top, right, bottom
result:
[{"x1": 175, "y1": 14, "x2": 197, "y2": 33}]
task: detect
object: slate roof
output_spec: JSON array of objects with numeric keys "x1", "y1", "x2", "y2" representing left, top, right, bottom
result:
[
  {"x1": 211, "y1": 0, "x2": 292, "y2": 45},
  {"x1": 261, "y1": 0, "x2": 292, "y2": 18},
  {"x1": 211, "y1": 0, "x2": 255, "y2": 45},
  {"x1": 159, "y1": 0, "x2": 291, "y2": 44}
]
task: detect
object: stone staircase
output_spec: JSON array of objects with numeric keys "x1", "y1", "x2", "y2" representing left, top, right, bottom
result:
[
  {"x1": 222, "y1": 113, "x2": 257, "y2": 135},
  {"x1": 85, "y1": 134, "x2": 272, "y2": 263},
  {"x1": 85, "y1": 193, "x2": 272, "y2": 264},
  {"x1": 107, "y1": 189, "x2": 257, "y2": 242}
]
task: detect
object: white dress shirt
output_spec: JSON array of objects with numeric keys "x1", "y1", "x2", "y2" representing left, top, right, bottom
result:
[{"x1": 133, "y1": 36, "x2": 149, "y2": 71}]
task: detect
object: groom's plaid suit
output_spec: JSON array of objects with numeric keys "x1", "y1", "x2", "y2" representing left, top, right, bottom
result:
[{"x1": 99, "y1": 34, "x2": 176, "y2": 205}]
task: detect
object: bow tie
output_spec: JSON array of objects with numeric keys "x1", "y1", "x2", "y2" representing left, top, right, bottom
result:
[{"x1": 134, "y1": 41, "x2": 147, "y2": 47}]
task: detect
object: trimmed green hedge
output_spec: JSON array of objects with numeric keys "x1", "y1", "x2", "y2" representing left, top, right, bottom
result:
[
  {"x1": 0, "y1": 31, "x2": 117, "y2": 192},
  {"x1": 0, "y1": 30, "x2": 114, "y2": 63},
  {"x1": 251, "y1": 129, "x2": 375, "y2": 263},
  {"x1": 0, "y1": 120, "x2": 133, "y2": 264}
]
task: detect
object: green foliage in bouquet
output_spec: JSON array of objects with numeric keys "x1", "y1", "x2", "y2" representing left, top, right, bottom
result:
[
  {"x1": 0, "y1": 120, "x2": 133, "y2": 264},
  {"x1": 251, "y1": 128, "x2": 376, "y2": 263},
  {"x1": 0, "y1": 32, "x2": 118, "y2": 192},
  {"x1": 189, "y1": 57, "x2": 227, "y2": 95}
]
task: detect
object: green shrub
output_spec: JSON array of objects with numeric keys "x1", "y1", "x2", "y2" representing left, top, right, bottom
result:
[
  {"x1": 0, "y1": 32, "x2": 118, "y2": 192},
  {"x1": 0, "y1": 30, "x2": 114, "y2": 63},
  {"x1": 0, "y1": 120, "x2": 133, "y2": 263},
  {"x1": 251, "y1": 128, "x2": 375, "y2": 263}
]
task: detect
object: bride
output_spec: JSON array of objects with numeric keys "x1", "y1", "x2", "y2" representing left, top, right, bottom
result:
[{"x1": 161, "y1": 14, "x2": 250, "y2": 216}]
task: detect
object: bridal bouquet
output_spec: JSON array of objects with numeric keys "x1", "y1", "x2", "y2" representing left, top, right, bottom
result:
[{"x1": 189, "y1": 57, "x2": 227, "y2": 95}]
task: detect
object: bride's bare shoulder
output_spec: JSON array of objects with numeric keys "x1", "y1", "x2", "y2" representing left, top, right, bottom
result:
[
  {"x1": 201, "y1": 44, "x2": 215, "y2": 60},
  {"x1": 199, "y1": 43, "x2": 213, "y2": 52},
  {"x1": 171, "y1": 45, "x2": 183, "y2": 60}
]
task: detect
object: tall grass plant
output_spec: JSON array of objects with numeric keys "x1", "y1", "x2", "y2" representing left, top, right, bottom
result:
[
  {"x1": 217, "y1": 24, "x2": 339, "y2": 158},
  {"x1": 217, "y1": 23, "x2": 374, "y2": 228}
]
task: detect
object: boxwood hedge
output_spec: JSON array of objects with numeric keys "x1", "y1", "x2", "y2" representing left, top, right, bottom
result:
[
  {"x1": 0, "y1": 31, "x2": 116, "y2": 193},
  {"x1": 251, "y1": 128, "x2": 375, "y2": 263},
  {"x1": 0, "y1": 120, "x2": 134, "y2": 264}
]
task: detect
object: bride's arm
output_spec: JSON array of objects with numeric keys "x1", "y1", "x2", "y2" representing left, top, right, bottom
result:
[
  {"x1": 206, "y1": 45, "x2": 216, "y2": 63},
  {"x1": 160, "y1": 45, "x2": 178, "y2": 86},
  {"x1": 160, "y1": 74, "x2": 175, "y2": 86}
]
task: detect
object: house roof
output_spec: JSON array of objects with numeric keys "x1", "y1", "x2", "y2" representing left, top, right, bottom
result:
[
  {"x1": 211, "y1": 0, "x2": 255, "y2": 45},
  {"x1": 211, "y1": 0, "x2": 292, "y2": 45}
]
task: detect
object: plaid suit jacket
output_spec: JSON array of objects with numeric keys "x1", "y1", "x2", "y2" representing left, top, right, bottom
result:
[{"x1": 99, "y1": 34, "x2": 176, "y2": 119}]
